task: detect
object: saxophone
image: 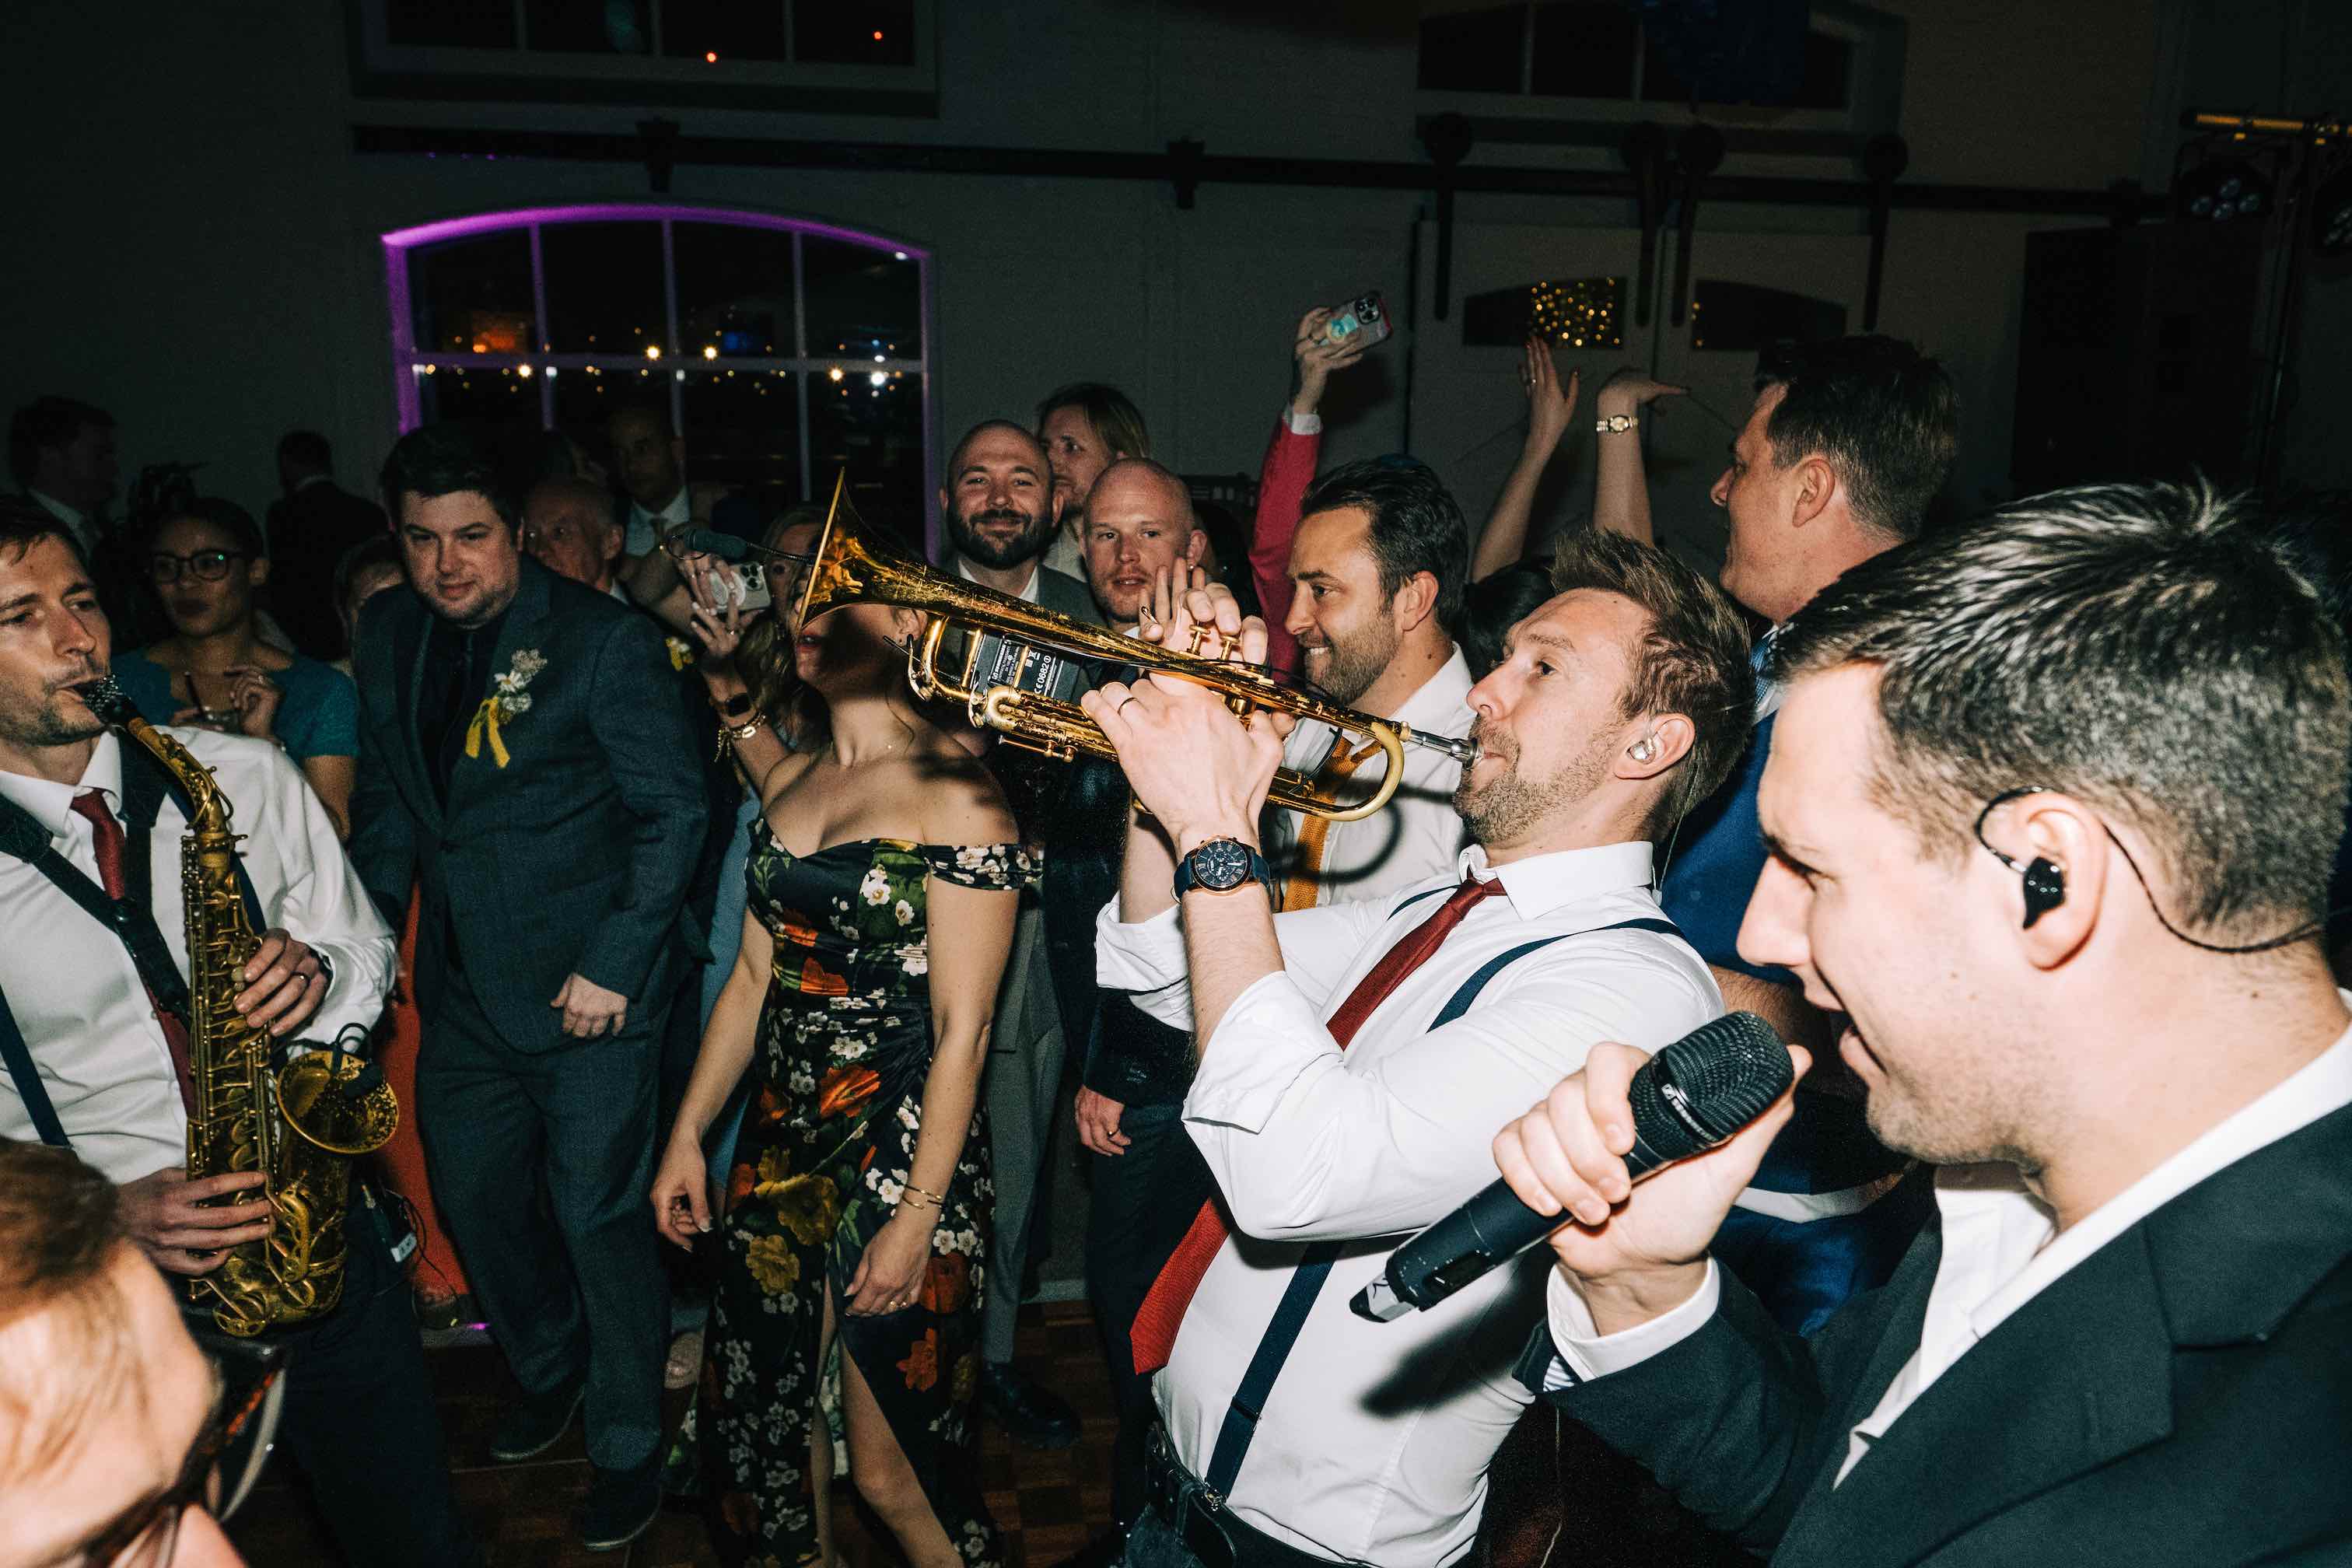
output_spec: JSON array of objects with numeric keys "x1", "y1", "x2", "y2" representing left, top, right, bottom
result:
[{"x1": 93, "y1": 680, "x2": 401, "y2": 1337}]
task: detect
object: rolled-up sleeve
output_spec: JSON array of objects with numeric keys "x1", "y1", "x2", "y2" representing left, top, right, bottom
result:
[
  {"x1": 1183, "y1": 940, "x2": 1718, "y2": 1243},
  {"x1": 1094, "y1": 901, "x2": 1196, "y2": 1031}
]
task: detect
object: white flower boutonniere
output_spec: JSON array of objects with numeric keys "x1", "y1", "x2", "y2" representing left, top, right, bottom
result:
[{"x1": 466, "y1": 648, "x2": 547, "y2": 768}]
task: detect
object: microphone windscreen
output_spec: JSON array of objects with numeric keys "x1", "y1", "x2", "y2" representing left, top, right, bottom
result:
[
  {"x1": 677, "y1": 528, "x2": 751, "y2": 562},
  {"x1": 1626, "y1": 1010, "x2": 1794, "y2": 1161}
]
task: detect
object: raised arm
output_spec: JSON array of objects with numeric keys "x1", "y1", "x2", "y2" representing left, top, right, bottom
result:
[
  {"x1": 1591, "y1": 369, "x2": 1687, "y2": 547},
  {"x1": 1475, "y1": 336, "x2": 1580, "y2": 579},
  {"x1": 1252, "y1": 308, "x2": 1366, "y2": 677}
]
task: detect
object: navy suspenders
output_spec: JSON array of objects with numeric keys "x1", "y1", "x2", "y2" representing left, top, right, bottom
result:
[{"x1": 1199, "y1": 911, "x2": 1686, "y2": 1496}]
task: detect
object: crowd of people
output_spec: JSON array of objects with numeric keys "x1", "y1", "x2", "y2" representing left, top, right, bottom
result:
[{"x1": 2, "y1": 296, "x2": 2348, "y2": 1568}]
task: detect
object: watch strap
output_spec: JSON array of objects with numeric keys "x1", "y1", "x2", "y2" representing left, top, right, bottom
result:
[
  {"x1": 1173, "y1": 838, "x2": 1276, "y2": 903},
  {"x1": 1595, "y1": 413, "x2": 1638, "y2": 433}
]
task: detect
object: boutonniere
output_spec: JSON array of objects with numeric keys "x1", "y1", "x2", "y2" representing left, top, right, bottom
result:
[
  {"x1": 664, "y1": 635, "x2": 694, "y2": 672},
  {"x1": 465, "y1": 648, "x2": 546, "y2": 768}
]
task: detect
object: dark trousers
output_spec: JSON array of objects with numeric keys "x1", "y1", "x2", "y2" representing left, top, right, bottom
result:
[
  {"x1": 416, "y1": 968, "x2": 668, "y2": 1470},
  {"x1": 270, "y1": 1193, "x2": 481, "y2": 1568},
  {"x1": 1087, "y1": 1101, "x2": 1220, "y2": 1528}
]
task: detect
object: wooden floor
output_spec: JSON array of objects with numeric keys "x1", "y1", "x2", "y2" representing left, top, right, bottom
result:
[{"x1": 226, "y1": 1301, "x2": 1120, "y2": 1568}]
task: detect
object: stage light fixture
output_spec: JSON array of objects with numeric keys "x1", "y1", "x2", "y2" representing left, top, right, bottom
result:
[{"x1": 2176, "y1": 158, "x2": 2272, "y2": 223}]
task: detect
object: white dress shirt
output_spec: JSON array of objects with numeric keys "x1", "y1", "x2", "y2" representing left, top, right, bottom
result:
[
  {"x1": 1545, "y1": 1011, "x2": 2352, "y2": 1487},
  {"x1": 955, "y1": 553, "x2": 1044, "y2": 604},
  {"x1": 28, "y1": 488, "x2": 96, "y2": 556},
  {"x1": 1097, "y1": 841, "x2": 1720, "y2": 1565},
  {"x1": 1267, "y1": 647, "x2": 1476, "y2": 909},
  {"x1": 0, "y1": 729, "x2": 396, "y2": 1185},
  {"x1": 625, "y1": 485, "x2": 691, "y2": 559}
]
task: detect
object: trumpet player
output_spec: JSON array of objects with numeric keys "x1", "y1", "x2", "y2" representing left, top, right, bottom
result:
[
  {"x1": 0, "y1": 501, "x2": 478, "y2": 1567},
  {"x1": 1080, "y1": 528, "x2": 1755, "y2": 1568}
]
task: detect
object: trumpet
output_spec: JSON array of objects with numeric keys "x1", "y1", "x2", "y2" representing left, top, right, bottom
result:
[{"x1": 789, "y1": 474, "x2": 1477, "y2": 821}]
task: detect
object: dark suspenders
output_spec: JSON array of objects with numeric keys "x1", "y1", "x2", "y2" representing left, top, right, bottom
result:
[
  {"x1": 1199, "y1": 912, "x2": 1686, "y2": 1498},
  {"x1": 0, "y1": 740, "x2": 269, "y2": 1151}
]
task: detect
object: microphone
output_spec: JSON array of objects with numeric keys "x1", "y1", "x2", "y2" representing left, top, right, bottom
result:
[
  {"x1": 1349, "y1": 1010, "x2": 1793, "y2": 1322},
  {"x1": 674, "y1": 528, "x2": 752, "y2": 561}
]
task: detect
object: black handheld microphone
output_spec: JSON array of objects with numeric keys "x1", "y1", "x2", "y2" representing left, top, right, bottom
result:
[
  {"x1": 1350, "y1": 1010, "x2": 1793, "y2": 1322},
  {"x1": 674, "y1": 527, "x2": 753, "y2": 562}
]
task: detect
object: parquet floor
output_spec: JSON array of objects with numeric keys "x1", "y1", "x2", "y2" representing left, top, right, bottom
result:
[{"x1": 226, "y1": 1301, "x2": 1119, "y2": 1567}]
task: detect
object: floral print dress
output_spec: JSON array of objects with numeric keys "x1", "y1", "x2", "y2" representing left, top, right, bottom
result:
[{"x1": 691, "y1": 829, "x2": 1039, "y2": 1568}]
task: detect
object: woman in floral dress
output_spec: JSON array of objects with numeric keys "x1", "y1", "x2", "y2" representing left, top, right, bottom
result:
[{"x1": 651, "y1": 572, "x2": 1033, "y2": 1568}]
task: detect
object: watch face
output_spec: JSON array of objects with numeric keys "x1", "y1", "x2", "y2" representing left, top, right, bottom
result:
[{"x1": 1188, "y1": 838, "x2": 1253, "y2": 892}]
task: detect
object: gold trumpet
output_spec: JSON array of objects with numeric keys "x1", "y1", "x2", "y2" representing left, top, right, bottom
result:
[{"x1": 789, "y1": 474, "x2": 1477, "y2": 821}]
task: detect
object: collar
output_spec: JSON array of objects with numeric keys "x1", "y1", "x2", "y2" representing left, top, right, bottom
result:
[
  {"x1": 1454, "y1": 838, "x2": 1656, "y2": 922},
  {"x1": 27, "y1": 489, "x2": 88, "y2": 537},
  {"x1": 956, "y1": 555, "x2": 1041, "y2": 603},
  {"x1": 0, "y1": 730, "x2": 124, "y2": 842},
  {"x1": 632, "y1": 487, "x2": 691, "y2": 527},
  {"x1": 1390, "y1": 645, "x2": 1475, "y2": 727},
  {"x1": 293, "y1": 473, "x2": 334, "y2": 494}
]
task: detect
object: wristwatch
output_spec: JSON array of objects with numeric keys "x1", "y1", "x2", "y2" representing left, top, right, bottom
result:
[
  {"x1": 1173, "y1": 837, "x2": 1276, "y2": 904},
  {"x1": 1595, "y1": 413, "x2": 1638, "y2": 433}
]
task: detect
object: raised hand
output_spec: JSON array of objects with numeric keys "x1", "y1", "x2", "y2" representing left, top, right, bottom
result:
[
  {"x1": 1291, "y1": 306, "x2": 1370, "y2": 418},
  {"x1": 1520, "y1": 336, "x2": 1582, "y2": 457},
  {"x1": 1595, "y1": 366, "x2": 1689, "y2": 421}
]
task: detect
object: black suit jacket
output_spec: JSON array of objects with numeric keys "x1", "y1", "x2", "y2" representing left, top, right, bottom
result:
[
  {"x1": 266, "y1": 480, "x2": 387, "y2": 661},
  {"x1": 1533, "y1": 1101, "x2": 2352, "y2": 1566},
  {"x1": 347, "y1": 560, "x2": 707, "y2": 1050}
]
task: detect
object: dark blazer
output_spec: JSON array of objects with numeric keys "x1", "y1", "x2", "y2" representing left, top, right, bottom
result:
[
  {"x1": 1034, "y1": 563, "x2": 1104, "y2": 626},
  {"x1": 1531, "y1": 1101, "x2": 2352, "y2": 1566},
  {"x1": 266, "y1": 480, "x2": 387, "y2": 661},
  {"x1": 347, "y1": 559, "x2": 707, "y2": 1051}
]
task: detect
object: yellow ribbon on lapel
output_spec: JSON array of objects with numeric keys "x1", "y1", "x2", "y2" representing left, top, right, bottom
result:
[{"x1": 464, "y1": 698, "x2": 510, "y2": 768}]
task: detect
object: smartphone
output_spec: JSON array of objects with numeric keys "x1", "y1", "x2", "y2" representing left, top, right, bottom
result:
[
  {"x1": 718, "y1": 562, "x2": 772, "y2": 613},
  {"x1": 1325, "y1": 292, "x2": 1394, "y2": 349}
]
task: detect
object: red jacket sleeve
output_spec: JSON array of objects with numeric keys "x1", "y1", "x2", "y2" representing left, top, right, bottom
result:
[{"x1": 1251, "y1": 415, "x2": 1320, "y2": 681}]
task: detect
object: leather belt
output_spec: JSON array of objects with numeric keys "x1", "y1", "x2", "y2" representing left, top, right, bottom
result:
[{"x1": 1142, "y1": 1424, "x2": 1360, "y2": 1568}]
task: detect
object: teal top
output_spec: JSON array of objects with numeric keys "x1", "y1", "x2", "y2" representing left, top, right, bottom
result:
[{"x1": 111, "y1": 648, "x2": 361, "y2": 764}]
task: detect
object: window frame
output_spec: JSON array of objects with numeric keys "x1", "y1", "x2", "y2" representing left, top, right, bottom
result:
[
  {"x1": 346, "y1": 0, "x2": 940, "y2": 116},
  {"x1": 383, "y1": 202, "x2": 936, "y2": 530}
]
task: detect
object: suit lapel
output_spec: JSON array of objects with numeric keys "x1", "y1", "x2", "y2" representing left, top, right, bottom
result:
[
  {"x1": 1778, "y1": 1229, "x2": 2176, "y2": 1568},
  {"x1": 444, "y1": 562, "x2": 552, "y2": 817}
]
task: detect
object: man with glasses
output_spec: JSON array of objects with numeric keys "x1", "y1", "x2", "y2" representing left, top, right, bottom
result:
[
  {"x1": 0, "y1": 499, "x2": 478, "y2": 1568},
  {"x1": 0, "y1": 1137, "x2": 258, "y2": 1568}
]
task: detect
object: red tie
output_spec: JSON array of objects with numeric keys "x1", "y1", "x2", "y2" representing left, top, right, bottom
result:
[
  {"x1": 71, "y1": 791, "x2": 198, "y2": 1115},
  {"x1": 1129, "y1": 871, "x2": 1505, "y2": 1374}
]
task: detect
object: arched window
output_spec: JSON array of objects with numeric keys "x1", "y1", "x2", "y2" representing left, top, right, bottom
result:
[{"x1": 383, "y1": 204, "x2": 932, "y2": 533}]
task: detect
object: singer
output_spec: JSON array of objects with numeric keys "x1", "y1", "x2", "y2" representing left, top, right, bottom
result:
[
  {"x1": 1497, "y1": 483, "x2": 2352, "y2": 1565},
  {"x1": 1077, "y1": 530, "x2": 1753, "y2": 1566}
]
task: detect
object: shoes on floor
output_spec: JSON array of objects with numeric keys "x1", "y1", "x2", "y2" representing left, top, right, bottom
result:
[
  {"x1": 487, "y1": 1376, "x2": 585, "y2": 1463},
  {"x1": 978, "y1": 1358, "x2": 1080, "y2": 1450},
  {"x1": 581, "y1": 1458, "x2": 663, "y2": 1552}
]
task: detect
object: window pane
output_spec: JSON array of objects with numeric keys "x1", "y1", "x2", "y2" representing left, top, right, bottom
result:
[
  {"x1": 418, "y1": 366, "x2": 542, "y2": 440},
  {"x1": 1418, "y1": 5, "x2": 1525, "y2": 93},
  {"x1": 410, "y1": 230, "x2": 535, "y2": 357},
  {"x1": 803, "y1": 238, "x2": 920, "y2": 365},
  {"x1": 1531, "y1": 3, "x2": 1636, "y2": 97},
  {"x1": 661, "y1": 0, "x2": 789, "y2": 61},
  {"x1": 1461, "y1": 276, "x2": 1624, "y2": 349},
  {"x1": 548, "y1": 365, "x2": 645, "y2": 470},
  {"x1": 810, "y1": 367, "x2": 925, "y2": 548},
  {"x1": 541, "y1": 221, "x2": 667, "y2": 355},
  {"x1": 674, "y1": 222, "x2": 794, "y2": 362},
  {"x1": 386, "y1": 0, "x2": 516, "y2": 48},
  {"x1": 681, "y1": 371, "x2": 805, "y2": 524},
  {"x1": 796, "y1": 0, "x2": 915, "y2": 67},
  {"x1": 523, "y1": 0, "x2": 651, "y2": 54}
]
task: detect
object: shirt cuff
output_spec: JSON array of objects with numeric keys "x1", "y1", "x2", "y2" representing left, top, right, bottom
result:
[
  {"x1": 1540, "y1": 1259, "x2": 1720, "y2": 1389},
  {"x1": 1283, "y1": 408, "x2": 1324, "y2": 436},
  {"x1": 1094, "y1": 898, "x2": 1197, "y2": 1031}
]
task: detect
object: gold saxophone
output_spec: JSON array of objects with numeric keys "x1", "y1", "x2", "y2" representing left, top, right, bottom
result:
[{"x1": 96, "y1": 682, "x2": 401, "y2": 1337}]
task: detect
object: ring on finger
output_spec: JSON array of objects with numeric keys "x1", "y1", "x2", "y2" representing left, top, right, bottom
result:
[{"x1": 1118, "y1": 695, "x2": 1140, "y2": 714}]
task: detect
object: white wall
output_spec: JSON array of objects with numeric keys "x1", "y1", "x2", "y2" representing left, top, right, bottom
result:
[{"x1": 0, "y1": 0, "x2": 2175, "y2": 535}]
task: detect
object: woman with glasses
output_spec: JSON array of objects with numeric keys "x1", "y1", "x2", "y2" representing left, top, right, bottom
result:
[{"x1": 110, "y1": 498, "x2": 362, "y2": 835}]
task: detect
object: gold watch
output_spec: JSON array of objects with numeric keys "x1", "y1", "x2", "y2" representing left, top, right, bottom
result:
[{"x1": 1595, "y1": 413, "x2": 1638, "y2": 433}]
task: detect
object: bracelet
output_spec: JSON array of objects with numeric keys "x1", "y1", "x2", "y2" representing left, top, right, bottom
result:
[
  {"x1": 1595, "y1": 412, "x2": 1637, "y2": 434},
  {"x1": 901, "y1": 1181, "x2": 947, "y2": 1209},
  {"x1": 714, "y1": 713, "x2": 768, "y2": 761}
]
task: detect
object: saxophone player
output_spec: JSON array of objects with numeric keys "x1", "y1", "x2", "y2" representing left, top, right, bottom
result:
[{"x1": 0, "y1": 500, "x2": 479, "y2": 1568}]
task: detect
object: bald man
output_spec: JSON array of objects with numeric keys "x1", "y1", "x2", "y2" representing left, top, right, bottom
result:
[
  {"x1": 1078, "y1": 458, "x2": 1207, "y2": 631},
  {"x1": 523, "y1": 477, "x2": 627, "y2": 598}
]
